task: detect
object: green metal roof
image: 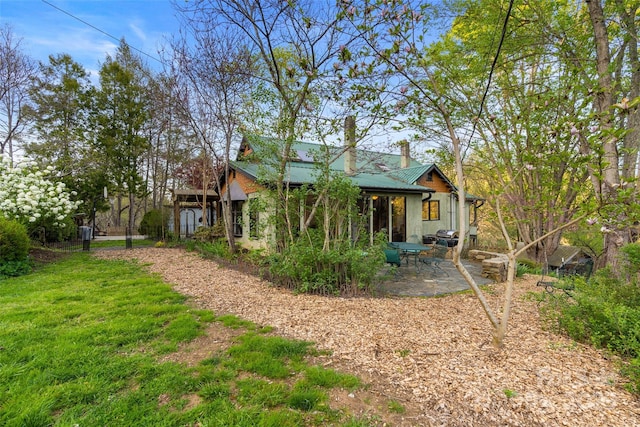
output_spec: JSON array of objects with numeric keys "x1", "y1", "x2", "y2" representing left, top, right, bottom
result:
[
  {"x1": 388, "y1": 165, "x2": 434, "y2": 184},
  {"x1": 235, "y1": 136, "x2": 450, "y2": 194},
  {"x1": 232, "y1": 158, "x2": 429, "y2": 193},
  {"x1": 387, "y1": 163, "x2": 485, "y2": 201},
  {"x1": 239, "y1": 136, "x2": 423, "y2": 173}
]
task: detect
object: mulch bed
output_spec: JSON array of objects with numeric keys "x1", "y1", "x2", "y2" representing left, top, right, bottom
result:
[{"x1": 93, "y1": 247, "x2": 640, "y2": 427}]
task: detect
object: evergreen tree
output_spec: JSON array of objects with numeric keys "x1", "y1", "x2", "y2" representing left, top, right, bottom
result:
[{"x1": 92, "y1": 40, "x2": 151, "y2": 233}]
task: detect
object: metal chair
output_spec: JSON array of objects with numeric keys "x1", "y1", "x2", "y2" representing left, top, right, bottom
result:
[{"x1": 419, "y1": 240, "x2": 449, "y2": 276}]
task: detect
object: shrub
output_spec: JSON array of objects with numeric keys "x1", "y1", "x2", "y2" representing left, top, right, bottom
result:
[
  {"x1": 138, "y1": 209, "x2": 169, "y2": 239},
  {"x1": 620, "y1": 243, "x2": 640, "y2": 283},
  {"x1": 267, "y1": 229, "x2": 385, "y2": 295},
  {"x1": 37, "y1": 215, "x2": 77, "y2": 243},
  {"x1": 0, "y1": 259, "x2": 32, "y2": 279},
  {"x1": 540, "y1": 245, "x2": 640, "y2": 394},
  {"x1": 193, "y1": 223, "x2": 225, "y2": 242},
  {"x1": 0, "y1": 216, "x2": 29, "y2": 262},
  {"x1": 0, "y1": 156, "x2": 79, "y2": 233},
  {"x1": 0, "y1": 217, "x2": 31, "y2": 278},
  {"x1": 516, "y1": 261, "x2": 540, "y2": 277},
  {"x1": 196, "y1": 239, "x2": 233, "y2": 259}
]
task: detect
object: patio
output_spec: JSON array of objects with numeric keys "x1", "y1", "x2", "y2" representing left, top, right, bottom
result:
[{"x1": 376, "y1": 257, "x2": 494, "y2": 297}]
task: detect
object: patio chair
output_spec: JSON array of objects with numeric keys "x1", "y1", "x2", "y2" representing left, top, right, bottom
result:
[
  {"x1": 384, "y1": 247, "x2": 402, "y2": 267},
  {"x1": 418, "y1": 240, "x2": 449, "y2": 276}
]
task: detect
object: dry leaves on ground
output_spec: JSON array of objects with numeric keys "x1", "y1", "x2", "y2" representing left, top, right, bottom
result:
[{"x1": 94, "y1": 248, "x2": 640, "y2": 427}]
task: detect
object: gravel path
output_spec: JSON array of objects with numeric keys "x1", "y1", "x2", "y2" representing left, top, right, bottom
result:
[{"x1": 94, "y1": 248, "x2": 640, "y2": 427}]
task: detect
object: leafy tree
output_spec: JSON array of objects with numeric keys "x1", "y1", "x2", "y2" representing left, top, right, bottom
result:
[
  {"x1": 92, "y1": 40, "x2": 151, "y2": 235},
  {"x1": 25, "y1": 54, "x2": 90, "y2": 168},
  {"x1": 179, "y1": 0, "x2": 353, "y2": 251},
  {"x1": 577, "y1": 0, "x2": 640, "y2": 268},
  {"x1": 426, "y1": 0, "x2": 593, "y2": 263},
  {"x1": 23, "y1": 54, "x2": 109, "y2": 223},
  {"x1": 170, "y1": 19, "x2": 256, "y2": 250},
  {"x1": 174, "y1": 154, "x2": 217, "y2": 195},
  {"x1": 340, "y1": 0, "x2": 592, "y2": 345},
  {"x1": 140, "y1": 72, "x2": 189, "y2": 212}
]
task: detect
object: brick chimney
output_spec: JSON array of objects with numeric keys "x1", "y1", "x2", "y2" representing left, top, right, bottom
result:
[
  {"x1": 400, "y1": 140, "x2": 410, "y2": 168},
  {"x1": 344, "y1": 115, "x2": 356, "y2": 175}
]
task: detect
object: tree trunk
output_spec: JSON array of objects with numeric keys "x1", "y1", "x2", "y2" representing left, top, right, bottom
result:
[
  {"x1": 587, "y1": 0, "x2": 629, "y2": 269},
  {"x1": 115, "y1": 195, "x2": 122, "y2": 227}
]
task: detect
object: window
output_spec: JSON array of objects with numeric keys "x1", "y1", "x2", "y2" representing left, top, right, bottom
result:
[
  {"x1": 391, "y1": 197, "x2": 406, "y2": 242},
  {"x1": 232, "y1": 200, "x2": 243, "y2": 237},
  {"x1": 422, "y1": 200, "x2": 440, "y2": 221}
]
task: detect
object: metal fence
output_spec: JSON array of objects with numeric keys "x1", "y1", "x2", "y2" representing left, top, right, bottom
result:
[
  {"x1": 31, "y1": 225, "x2": 160, "y2": 252},
  {"x1": 31, "y1": 226, "x2": 92, "y2": 252}
]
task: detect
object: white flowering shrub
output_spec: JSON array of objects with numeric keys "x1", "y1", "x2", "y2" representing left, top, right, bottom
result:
[{"x1": 0, "y1": 156, "x2": 80, "y2": 233}]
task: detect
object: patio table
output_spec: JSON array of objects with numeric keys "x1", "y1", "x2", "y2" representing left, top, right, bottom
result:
[{"x1": 389, "y1": 242, "x2": 433, "y2": 270}]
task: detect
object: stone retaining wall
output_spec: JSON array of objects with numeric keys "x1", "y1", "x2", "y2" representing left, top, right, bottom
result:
[{"x1": 468, "y1": 249, "x2": 509, "y2": 282}]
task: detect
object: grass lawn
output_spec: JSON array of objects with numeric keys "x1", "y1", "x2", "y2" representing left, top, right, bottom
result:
[{"x1": 0, "y1": 253, "x2": 377, "y2": 426}]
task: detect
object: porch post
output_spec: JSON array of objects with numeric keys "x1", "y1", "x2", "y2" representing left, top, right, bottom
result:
[
  {"x1": 173, "y1": 197, "x2": 180, "y2": 238},
  {"x1": 388, "y1": 198, "x2": 393, "y2": 242},
  {"x1": 369, "y1": 196, "x2": 374, "y2": 245}
]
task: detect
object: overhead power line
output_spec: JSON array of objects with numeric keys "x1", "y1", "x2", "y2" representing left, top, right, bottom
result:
[
  {"x1": 468, "y1": 0, "x2": 515, "y2": 143},
  {"x1": 41, "y1": 0, "x2": 164, "y2": 65}
]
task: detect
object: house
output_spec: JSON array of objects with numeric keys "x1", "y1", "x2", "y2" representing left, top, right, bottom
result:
[
  {"x1": 219, "y1": 130, "x2": 484, "y2": 250},
  {"x1": 388, "y1": 163, "x2": 484, "y2": 242}
]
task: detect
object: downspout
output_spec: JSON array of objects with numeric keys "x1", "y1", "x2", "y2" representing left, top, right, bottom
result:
[
  {"x1": 473, "y1": 199, "x2": 485, "y2": 224},
  {"x1": 450, "y1": 193, "x2": 456, "y2": 230},
  {"x1": 422, "y1": 192, "x2": 432, "y2": 238}
]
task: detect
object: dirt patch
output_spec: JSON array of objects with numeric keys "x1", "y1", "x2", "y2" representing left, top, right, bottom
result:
[
  {"x1": 29, "y1": 247, "x2": 72, "y2": 265},
  {"x1": 159, "y1": 321, "x2": 244, "y2": 367},
  {"x1": 94, "y1": 248, "x2": 640, "y2": 427}
]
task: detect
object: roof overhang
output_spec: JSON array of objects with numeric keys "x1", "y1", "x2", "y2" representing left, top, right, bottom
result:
[
  {"x1": 171, "y1": 189, "x2": 218, "y2": 203},
  {"x1": 222, "y1": 180, "x2": 248, "y2": 201}
]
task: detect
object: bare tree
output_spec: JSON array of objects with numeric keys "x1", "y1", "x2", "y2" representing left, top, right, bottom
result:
[
  {"x1": 0, "y1": 25, "x2": 37, "y2": 163},
  {"x1": 141, "y1": 72, "x2": 191, "y2": 213},
  {"x1": 170, "y1": 19, "x2": 256, "y2": 251},
  {"x1": 176, "y1": 0, "x2": 354, "y2": 250}
]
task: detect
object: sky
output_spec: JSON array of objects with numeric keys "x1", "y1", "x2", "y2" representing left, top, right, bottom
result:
[
  {"x1": 0, "y1": 0, "x2": 181, "y2": 78},
  {"x1": 0, "y1": 0, "x2": 433, "y2": 154}
]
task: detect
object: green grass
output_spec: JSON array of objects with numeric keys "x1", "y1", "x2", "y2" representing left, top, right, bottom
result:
[
  {"x1": 387, "y1": 400, "x2": 406, "y2": 414},
  {"x1": 0, "y1": 252, "x2": 385, "y2": 426}
]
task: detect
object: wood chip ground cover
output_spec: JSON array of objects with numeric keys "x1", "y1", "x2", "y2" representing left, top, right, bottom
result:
[{"x1": 94, "y1": 248, "x2": 640, "y2": 426}]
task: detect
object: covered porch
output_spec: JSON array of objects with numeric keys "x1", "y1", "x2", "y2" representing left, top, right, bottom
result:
[{"x1": 170, "y1": 189, "x2": 218, "y2": 238}]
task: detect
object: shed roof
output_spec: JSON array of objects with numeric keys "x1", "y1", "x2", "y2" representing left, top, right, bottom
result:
[
  {"x1": 171, "y1": 189, "x2": 218, "y2": 201},
  {"x1": 547, "y1": 245, "x2": 583, "y2": 268}
]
